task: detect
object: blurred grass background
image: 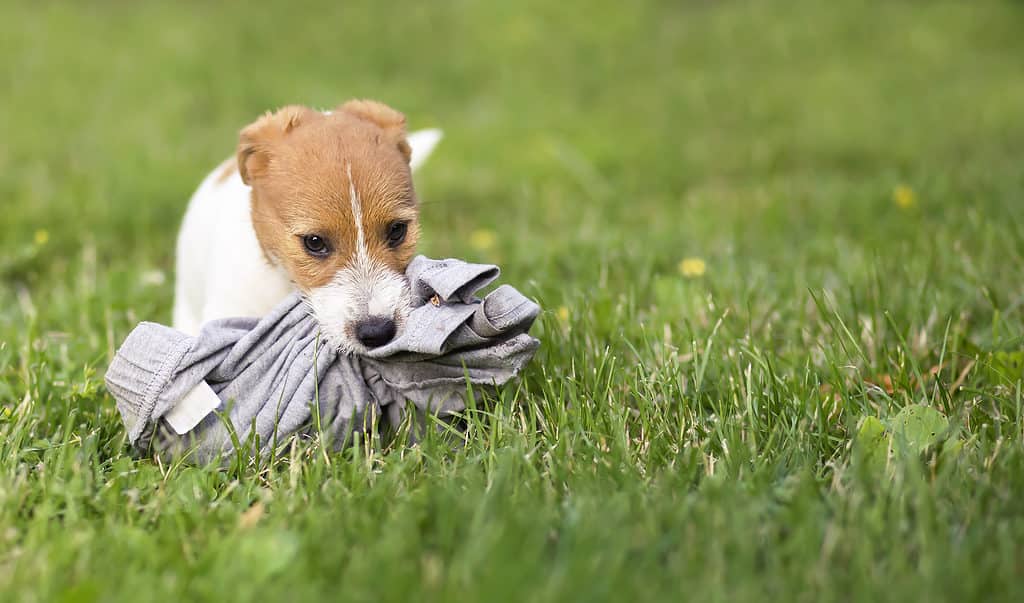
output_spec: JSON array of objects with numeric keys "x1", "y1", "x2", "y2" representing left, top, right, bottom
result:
[{"x1": 2, "y1": 1, "x2": 1024, "y2": 601}]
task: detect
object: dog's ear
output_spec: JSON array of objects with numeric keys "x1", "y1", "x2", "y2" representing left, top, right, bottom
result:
[
  {"x1": 237, "y1": 105, "x2": 318, "y2": 184},
  {"x1": 338, "y1": 99, "x2": 412, "y2": 164}
]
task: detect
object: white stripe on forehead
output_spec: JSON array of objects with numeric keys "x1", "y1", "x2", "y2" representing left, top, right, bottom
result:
[
  {"x1": 346, "y1": 163, "x2": 369, "y2": 267},
  {"x1": 306, "y1": 162, "x2": 413, "y2": 352}
]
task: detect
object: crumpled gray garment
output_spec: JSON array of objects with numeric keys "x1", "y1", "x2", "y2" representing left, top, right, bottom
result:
[{"x1": 104, "y1": 256, "x2": 540, "y2": 464}]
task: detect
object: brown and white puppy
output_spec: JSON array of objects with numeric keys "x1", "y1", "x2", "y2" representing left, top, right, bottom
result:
[{"x1": 173, "y1": 100, "x2": 442, "y2": 353}]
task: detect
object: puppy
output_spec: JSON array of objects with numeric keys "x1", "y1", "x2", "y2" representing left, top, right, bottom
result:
[{"x1": 173, "y1": 100, "x2": 442, "y2": 353}]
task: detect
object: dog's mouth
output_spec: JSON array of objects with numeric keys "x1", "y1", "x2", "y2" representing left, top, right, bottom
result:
[
  {"x1": 342, "y1": 313, "x2": 406, "y2": 353},
  {"x1": 313, "y1": 303, "x2": 411, "y2": 356},
  {"x1": 305, "y1": 268, "x2": 414, "y2": 356}
]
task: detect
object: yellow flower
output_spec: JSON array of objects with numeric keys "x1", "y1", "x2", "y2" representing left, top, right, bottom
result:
[
  {"x1": 893, "y1": 185, "x2": 916, "y2": 209},
  {"x1": 678, "y1": 257, "x2": 706, "y2": 278},
  {"x1": 140, "y1": 269, "x2": 167, "y2": 286},
  {"x1": 469, "y1": 229, "x2": 496, "y2": 251},
  {"x1": 33, "y1": 229, "x2": 49, "y2": 246},
  {"x1": 556, "y1": 306, "x2": 570, "y2": 322}
]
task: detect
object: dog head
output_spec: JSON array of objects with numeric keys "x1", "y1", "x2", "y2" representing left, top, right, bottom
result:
[{"x1": 237, "y1": 100, "x2": 420, "y2": 353}]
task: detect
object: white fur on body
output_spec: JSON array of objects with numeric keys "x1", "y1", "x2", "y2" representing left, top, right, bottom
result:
[{"x1": 172, "y1": 127, "x2": 442, "y2": 336}]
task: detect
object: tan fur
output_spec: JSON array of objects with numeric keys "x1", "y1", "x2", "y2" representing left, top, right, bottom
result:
[
  {"x1": 235, "y1": 102, "x2": 419, "y2": 291},
  {"x1": 339, "y1": 99, "x2": 413, "y2": 162}
]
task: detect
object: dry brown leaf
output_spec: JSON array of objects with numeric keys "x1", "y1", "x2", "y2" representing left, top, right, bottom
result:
[
  {"x1": 949, "y1": 359, "x2": 976, "y2": 395},
  {"x1": 867, "y1": 374, "x2": 895, "y2": 394},
  {"x1": 238, "y1": 501, "x2": 265, "y2": 529}
]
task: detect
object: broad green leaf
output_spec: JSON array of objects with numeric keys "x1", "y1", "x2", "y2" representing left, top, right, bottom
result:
[
  {"x1": 853, "y1": 416, "x2": 888, "y2": 472},
  {"x1": 891, "y1": 404, "x2": 949, "y2": 457},
  {"x1": 939, "y1": 438, "x2": 965, "y2": 465},
  {"x1": 986, "y1": 350, "x2": 1024, "y2": 385}
]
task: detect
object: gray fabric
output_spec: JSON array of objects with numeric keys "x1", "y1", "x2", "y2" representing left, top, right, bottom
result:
[{"x1": 105, "y1": 256, "x2": 540, "y2": 464}]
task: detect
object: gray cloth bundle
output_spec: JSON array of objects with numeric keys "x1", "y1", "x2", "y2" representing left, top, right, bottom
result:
[{"x1": 105, "y1": 256, "x2": 540, "y2": 464}]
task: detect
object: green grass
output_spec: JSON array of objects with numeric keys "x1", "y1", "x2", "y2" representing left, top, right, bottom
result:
[{"x1": 3, "y1": 0, "x2": 1024, "y2": 600}]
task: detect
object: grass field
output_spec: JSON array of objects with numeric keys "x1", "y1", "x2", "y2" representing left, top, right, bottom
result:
[{"x1": 3, "y1": 1, "x2": 1024, "y2": 600}]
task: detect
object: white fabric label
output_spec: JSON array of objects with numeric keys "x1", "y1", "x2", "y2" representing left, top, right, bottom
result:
[{"x1": 164, "y1": 381, "x2": 222, "y2": 435}]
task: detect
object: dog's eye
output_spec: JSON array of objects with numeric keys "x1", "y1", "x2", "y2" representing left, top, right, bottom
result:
[
  {"x1": 386, "y1": 221, "x2": 408, "y2": 248},
  {"x1": 302, "y1": 235, "x2": 330, "y2": 257}
]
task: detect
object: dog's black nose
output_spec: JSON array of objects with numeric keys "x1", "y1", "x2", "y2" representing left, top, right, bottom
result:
[{"x1": 355, "y1": 317, "x2": 397, "y2": 349}]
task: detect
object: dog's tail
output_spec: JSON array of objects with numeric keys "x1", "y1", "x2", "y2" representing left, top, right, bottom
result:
[{"x1": 407, "y1": 128, "x2": 443, "y2": 172}]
